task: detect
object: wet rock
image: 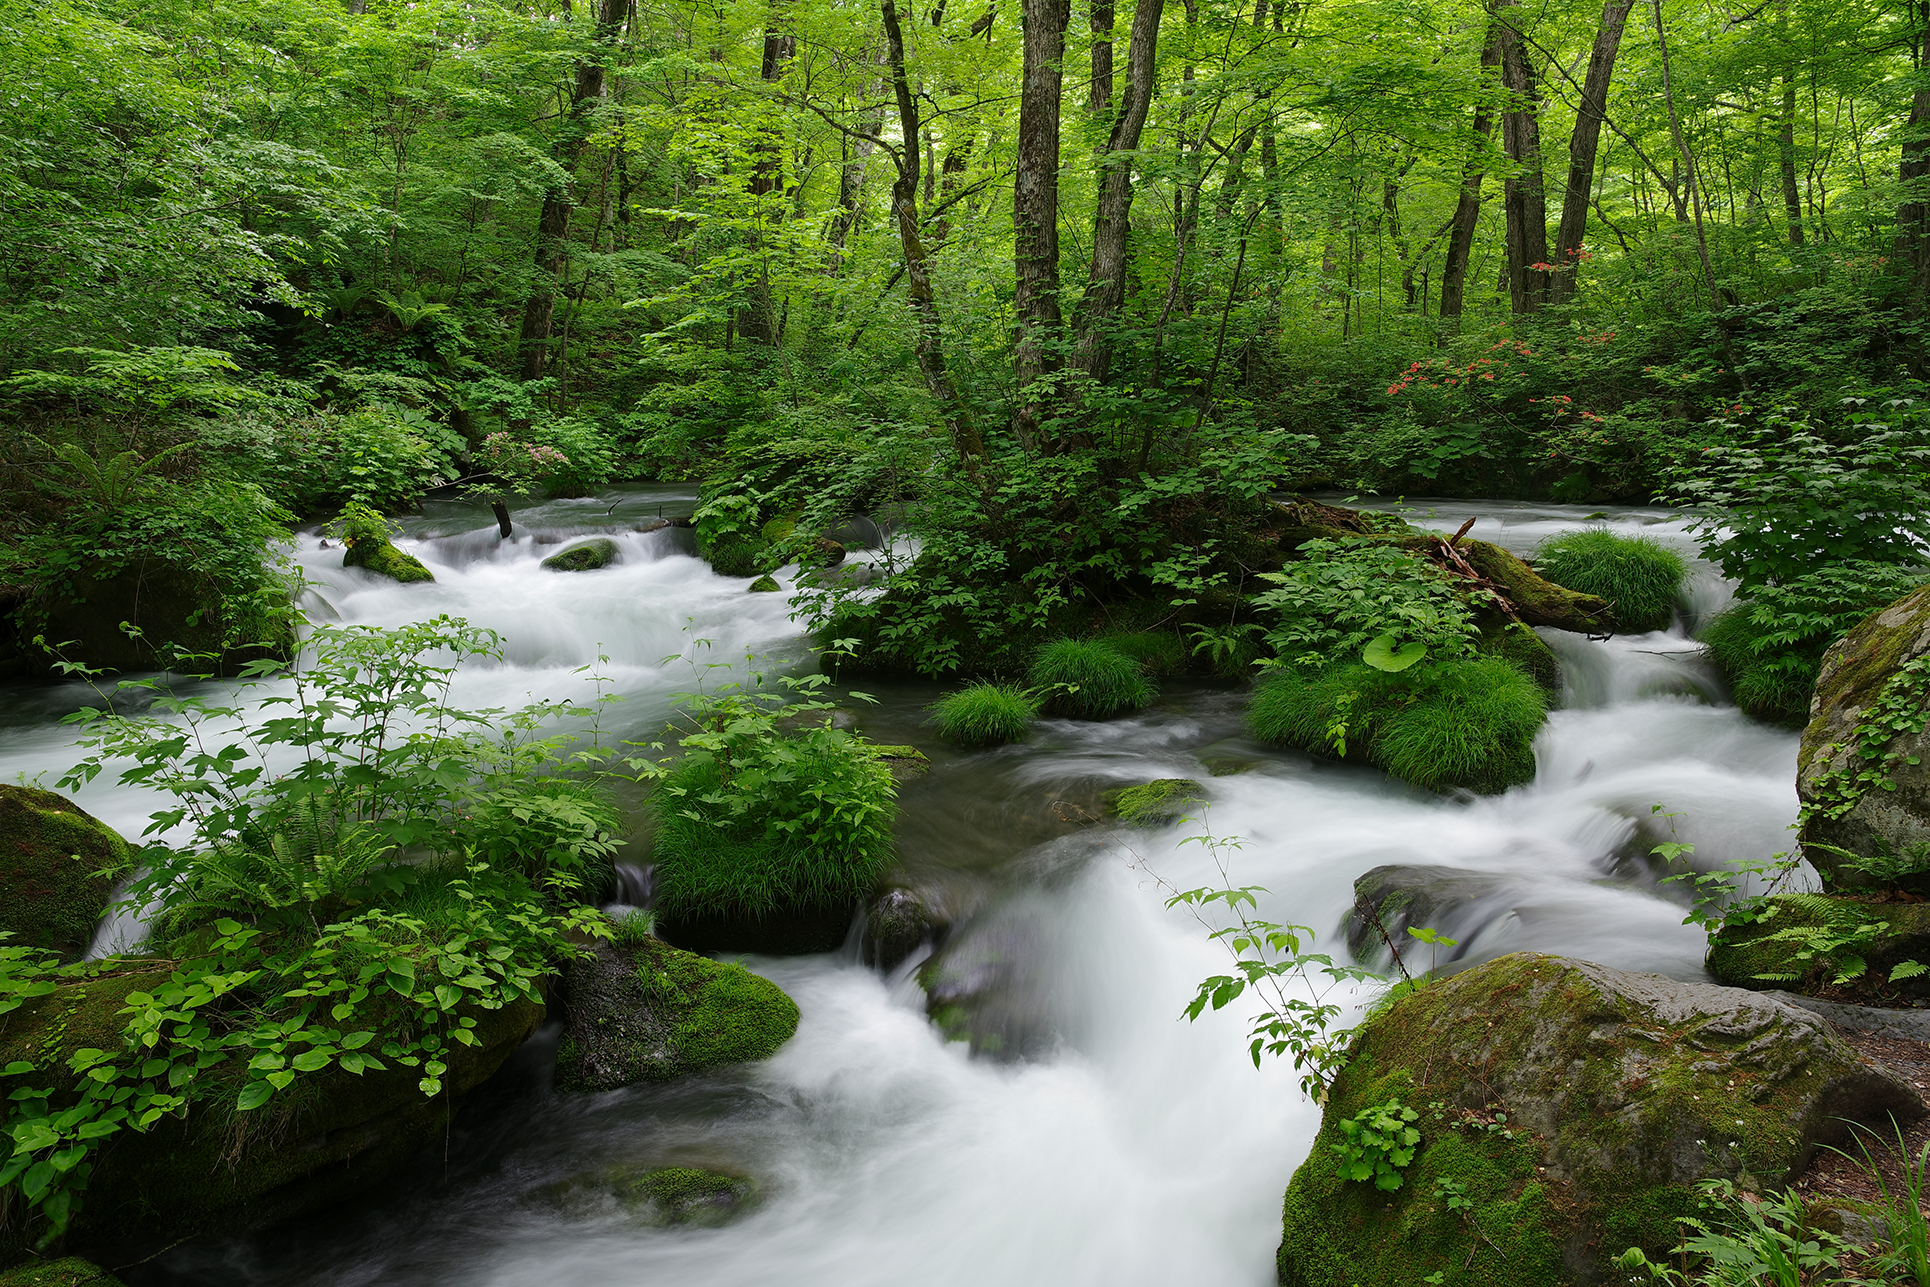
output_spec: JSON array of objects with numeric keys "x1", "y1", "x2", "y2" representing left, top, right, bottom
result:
[
  {"x1": 1345, "y1": 864, "x2": 1514, "y2": 967},
  {"x1": 541, "y1": 538, "x2": 618, "y2": 572},
  {"x1": 556, "y1": 939, "x2": 798, "y2": 1091},
  {"x1": 0, "y1": 785, "x2": 129, "y2": 959},
  {"x1": 1101, "y1": 778, "x2": 1205, "y2": 825},
  {"x1": 37, "y1": 560, "x2": 291, "y2": 674},
  {"x1": 1765, "y1": 989, "x2": 1930, "y2": 1043},
  {"x1": 871, "y1": 743, "x2": 930, "y2": 784},
  {"x1": 631, "y1": 518, "x2": 669, "y2": 534},
  {"x1": 815, "y1": 537, "x2": 846, "y2": 567},
  {"x1": 343, "y1": 531, "x2": 433, "y2": 583},
  {"x1": 534, "y1": 1165, "x2": 757, "y2": 1227},
  {"x1": 920, "y1": 897, "x2": 1059, "y2": 1060},
  {"x1": 1277, "y1": 953, "x2": 1924, "y2": 1287},
  {"x1": 1707, "y1": 894, "x2": 1930, "y2": 999},
  {"x1": 748, "y1": 575, "x2": 781, "y2": 593},
  {"x1": 0, "y1": 1259, "x2": 126, "y2": 1287},
  {"x1": 1798, "y1": 583, "x2": 1930, "y2": 894},
  {"x1": 864, "y1": 888, "x2": 941, "y2": 973}
]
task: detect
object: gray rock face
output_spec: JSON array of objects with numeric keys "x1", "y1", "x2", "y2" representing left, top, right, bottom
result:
[
  {"x1": 1344, "y1": 863, "x2": 1516, "y2": 967},
  {"x1": 1276, "y1": 952, "x2": 1925, "y2": 1287},
  {"x1": 863, "y1": 888, "x2": 940, "y2": 973},
  {"x1": 541, "y1": 538, "x2": 619, "y2": 572},
  {"x1": 1799, "y1": 583, "x2": 1930, "y2": 893}
]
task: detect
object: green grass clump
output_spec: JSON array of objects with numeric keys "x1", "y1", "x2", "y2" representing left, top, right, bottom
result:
[
  {"x1": 931, "y1": 682, "x2": 1038, "y2": 744},
  {"x1": 1095, "y1": 630, "x2": 1186, "y2": 676},
  {"x1": 1532, "y1": 528, "x2": 1685, "y2": 633},
  {"x1": 649, "y1": 730, "x2": 896, "y2": 920},
  {"x1": 1249, "y1": 657, "x2": 1544, "y2": 794},
  {"x1": 1698, "y1": 606, "x2": 1817, "y2": 725},
  {"x1": 1028, "y1": 638, "x2": 1156, "y2": 717}
]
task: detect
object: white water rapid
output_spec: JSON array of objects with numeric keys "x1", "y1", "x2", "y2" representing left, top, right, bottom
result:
[{"x1": 0, "y1": 492, "x2": 1798, "y2": 1287}]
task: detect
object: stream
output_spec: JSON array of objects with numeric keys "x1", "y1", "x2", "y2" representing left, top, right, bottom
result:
[{"x1": 0, "y1": 491, "x2": 1803, "y2": 1287}]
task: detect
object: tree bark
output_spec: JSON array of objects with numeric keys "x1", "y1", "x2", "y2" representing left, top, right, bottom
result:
[
  {"x1": 1440, "y1": 30, "x2": 1502, "y2": 320},
  {"x1": 1548, "y1": 0, "x2": 1632, "y2": 305},
  {"x1": 881, "y1": 0, "x2": 985, "y2": 469},
  {"x1": 1013, "y1": 0, "x2": 1069, "y2": 442},
  {"x1": 1496, "y1": 0, "x2": 1549, "y2": 314},
  {"x1": 1090, "y1": 0, "x2": 1115, "y2": 116},
  {"x1": 738, "y1": 12, "x2": 796, "y2": 345},
  {"x1": 514, "y1": 0, "x2": 626, "y2": 382},
  {"x1": 1779, "y1": 74, "x2": 1805, "y2": 247},
  {"x1": 1073, "y1": 0, "x2": 1165, "y2": 385},
  {"x1": 1898, "y1": 10, "x2": 1930, "y2": 310}
]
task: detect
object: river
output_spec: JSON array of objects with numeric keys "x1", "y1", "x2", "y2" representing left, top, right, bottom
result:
[{"x1": 0, "y1": 491, "x2": 1800, "y2": 1287}]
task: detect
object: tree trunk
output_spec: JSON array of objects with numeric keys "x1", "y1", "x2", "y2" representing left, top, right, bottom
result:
[
  {"x1": 1073, "y1": 0, "x2": 1165, "y2": 385},
  {"x1": 1440, "y1": 30, "x2": 1502, "y2": 320},
  {"x1": 1013, "y1": 0, "x2": 1069, "y2": 442},
  {"x1": 1898, "y1": 10, "x2": 1930, "y2": 310},
  {"x1": 1548, "y1": 0, "x2": 1632, "y2": 305},
  {"x1": 1780, "y1": 74, "x2": 1805, "y2": 247},
  {"x1": 514, "y1": 0, "x2": 626, "y2": 383},
  {"x1": 1090, "y1": 0, "x2": 1114, "y2": 117},
  {"x1": 738, "y1": 14, "x2": 796, "y2": 345},
  {"x1": 1496, "y1": 0, "x2": 1549, "y2": 314},
  {"x1": 881, "y1": 0, "x2": 985, "y2": 469}
]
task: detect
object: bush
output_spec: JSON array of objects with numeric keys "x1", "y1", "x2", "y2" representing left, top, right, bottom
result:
[
  {"x1": 1249, "y1": 657, "x2": 1544, "y2": 794},
  {"x1": 1252, "y1": 538, "x2": 1477, "y2": 668},
  {"x1": 1027, "y1": 638, "x2": 1157, "y2": 717},
  {"x1": 1531, "y1": 529, "x2": 1685, "y2": 633},
  {"x1": 1698, "y1": 562, "x2": 1929, "y2": 726},
  {"x1": 1096, "y1": 630, "x2": 1186, "y2": 676},
  {"x1": 931, "y1": 682, "x2": 1038, "y2": 744}
]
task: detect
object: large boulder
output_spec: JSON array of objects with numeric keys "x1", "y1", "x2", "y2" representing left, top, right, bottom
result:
[
  {"x1": 555, "y1": 938, "x2": 798, "y2": 1092},
  {"x1": 342, "y1": 532, "x2": 433, "y2": 583},
  {"x1": 541, "y1": 538, "x2": 618, "y2": 572},
  {"x1": 1276, "y1": 953, "x2": 1922, "y2": 1287},
  {"x1": 1798, "y1": 583, "x2": 1930, "y2": 894},
  {"x1": 0, "y1": 785, "x2": 128, "y2": 959},
  {"x1": 0, "y1": 962, "x2": 541, "y2": 1265}
]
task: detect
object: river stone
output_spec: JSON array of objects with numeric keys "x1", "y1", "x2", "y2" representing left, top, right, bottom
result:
[
  {"x1": 748, "y1": 575, "x2": 781, "y2": 592},
  {"x1": 541, "y1": 538, "x2": 618, "y2": 572},
  {"x1": 1344, "y1": 864, "x2": 1515, "y2": 968},
  {"x1": 863, "y1": 888, "x2": 941, "y2": 973},
  {"x1": 37, "y1": 559, "x2": 290, "y2": 675},
  {"x1": 0, "y1": 785, "x2": 128, "y2": 960},
  {"x1": 556, "y1": 938, "x2": 798, "y2": 1092},
  {"x1": 342, "y1": 532, "x2": 433, "y2": 583},
  {"x1": 872, "y1": 744, "x2": 930, "y2": 784},
  {"x1": 1798, "y1": 583, "x2": 1930, "y2": 894},
  {"x1": 1706, "y1": 893, "x2": 1930, "y2": 999},
  {"x1": 625, "y1": 1167, "x2": 757, "y2": 1226},
  {"x1": 1276, "y1": 953, "x2": 1923, "y2": 1287},
  {"x1": 0, "y1": 963, "x2": 541, "y2": 1266}
]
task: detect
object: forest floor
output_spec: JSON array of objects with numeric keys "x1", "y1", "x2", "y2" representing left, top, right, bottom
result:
[{"x1": 1793, "y1": 1025, "x2": 1930, "y2": 1226}]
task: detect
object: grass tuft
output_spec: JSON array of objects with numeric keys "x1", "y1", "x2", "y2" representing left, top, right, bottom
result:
[
  {"x1": 1028, "y1": 638, "x2": 1156, "y2": 717},
  {"x1": 931, "y1": 682, "x2": 1038, "y2": 744},
  {"x1": 1532, "y1": 528, "x2": 1686, "y2": 633},
  {"x1": 1095, "y1": 630, "x2": 1187, "y2": 676}
]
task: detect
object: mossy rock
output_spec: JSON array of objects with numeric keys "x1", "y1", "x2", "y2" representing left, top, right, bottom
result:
[
  {"x1": 555, "y1": 939, "x2": 798, "y2": 1092},
  {"x1": 0, "y1": 963, "x2": 541, "y2": 1264},
  {"x1": 1276, "y1": 953, "x2": 1922, "y2": 1287},
  {"x1": 625, "y1": 1167, "x2": 758, "y2": 1226},
  {"x1": 863, "y1": 888, "x2": 940, "y2": 973},
  {"x1": 0, "y1": 786, "x2": 127, "y2": 960},
  {"x1": 1707, "y1": 893, "x2": 1930, "y2": 998},
  {"x1": 748, "y1": 575, "x2": 781, "y2": 593},
  {"x1": 540, "y1": 538, "x2": 618, "y2": 572},
  {"x1": 1798, "y1": 583, "x2": 1930, "y2": 894},
  {"x1": 1475, "y1": 620, "x2": 1558, "y2": 693},
  {"x1": 699, "y1": 534, "x2": 768, "y2": 578},
  {"x1": 37, "y1": 560, "x2": 291, "y2": 675},
  {"x1": 1344, "y1": 864, "x2": 1512, "y2": 968},
  {"x1": 342, "y1": 533, "x2": 433, "y2": 583},
  {"x1": 0, "y1": 1259, "x2": 124, "y2": 1287},
  {"x1": 871, "y1": 744, "x2": 930, "y2": 784},
  {"x1": 1102, "y1": 778, "x2": 1205, "y2": 825}
]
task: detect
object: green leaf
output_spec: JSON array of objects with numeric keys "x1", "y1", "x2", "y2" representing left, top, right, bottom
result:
[
  {"x1": 236, "y1": 1082, "x2": 274, "y2": 1111},
  {"x1": 1362, "y1": 634, "x2": 1428, "y2": 672}
]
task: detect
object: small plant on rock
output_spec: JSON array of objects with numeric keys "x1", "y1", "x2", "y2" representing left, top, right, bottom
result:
[
  {"x1": 1331, "y1": 1099, "x2": 1422, "y2": 1191},
  {"x1": 931, "y1": 682, "x2": 1038, "y2": 745}
]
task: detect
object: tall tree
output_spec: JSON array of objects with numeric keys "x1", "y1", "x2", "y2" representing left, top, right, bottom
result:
[
  {"x1": 1496, "y1": 0, "x2": 1549, "y2": 313},
  {"x1": 1548, "y1": 0, "x2": 1632, "y2": 305},
  {"x1": 1013, "y1": 0, "x2": 1069, "y2": 443},
  {"x1": 1440, "y1": 29, "x2": 1502, "y2": 319}
]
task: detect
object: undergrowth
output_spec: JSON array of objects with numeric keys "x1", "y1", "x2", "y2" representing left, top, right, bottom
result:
[{"x1": 930, "y1": 682, "x2": 1038, "y2": 745}]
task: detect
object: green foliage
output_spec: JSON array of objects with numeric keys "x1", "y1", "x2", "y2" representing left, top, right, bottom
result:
[
  {"x1": 1331, "y1": 1099, "x2": 1422, "y2": 1192},
  {"x1": 608, "y1": 908, "x2": 656, "y2": 948},
  {"x1": 331, "y1": 501, "x2": 433, "y2": 584},
  {"x1": 198, "y1": 402, "x2": 465, "y2": 515},
  {"x1": 1841, "y1": 1123, "x2": 1930, "y2": 1287},
  {"x1": 1027, "y1": 639, "x2": 1156, "y2": 717},
  {"x1": 930, "y1": 682, "x2": 1038, "y2": 745},
  {"x1": 1531, "y1": 529, "x2": 1687, "y2": 634},
  {"x1": 1252, "y1": 538, "x2": 1478, "y2": 670},
  {"x1": 1097, "y1": 630, "x2": 1187, "y2": 676},
  {"x1": 1743, "y1": 896, "x2": 1923, "y2": 987},
  {"x1": 1806, "y1": 653, "x2": 1930, "y2": 823},
  {"x1": 1249, "y1": 658, "x2": 1544, "y2": 794},
  {"x1": 1614, "y1": 1179, "x2": 1859, "y2": 1286}
]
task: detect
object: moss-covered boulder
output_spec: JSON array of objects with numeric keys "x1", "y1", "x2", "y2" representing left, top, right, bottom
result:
[
  {"x1": 626, "y1": 1167, "x2": 758, "y2": 1225},
  {"x1": 1276, "y1": 953, "x2": 1922, "y2": 1287},
  {"x1": 555, "y1": 939, "x2": 798, "y2": 1092},
  {"x1": 1798, "y1": 583, "x2": 1930, "y2": 894},
  {"x1": 0, "y1": 786, "x2": 128, "y2": 959},
  {"x1": 540, "y1": 538, "x2": 618, "y2": 572},
  {"x1": 748, "y1": 575, "x2": 781, "y2": 593},
  {"x1": 0, "y1": 1259, "x2": 124, "y2": 1287},
  {"x1": 1707, "y1": 893, "x2": 1930, "y2": 999},
  {"x1": 1101, "y1": 778, "x2": 1205, "y2": 825},
  {"x1": 1344, "y1": 864, "x2": 1512, "y2": 968},
  {"x1": 0, "y1": 963, "x2": 541, "y2": 1264},
  {"x1": 342, "y1": 532, "x2": 433, "y2": 583},
  {"x1": 37, "y1": 560, "x2": 290, "y2": 675},
  {"x1": 871, "y1": 744, "x2": 930, "y2": 784}
]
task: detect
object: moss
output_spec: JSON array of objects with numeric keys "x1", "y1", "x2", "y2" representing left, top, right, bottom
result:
[
  {"x1": 1706, "y1": 893, "x2": 1930, "y2": 997},
  {"x1": 555, "y1": 939, "x2": 798, "y2": 1090},
  {"x1": 700, "y1": 534, "x2": 768, "y2": 577},
  {"x1": 0, "y1": 1258, "x2": 125, "y2": 1287},
  {"x1": 1027, "y1": 639, "x2": 1156, "y2": 717},
  {"x1": 748, "y1": 574, "x2": 781, "y2": 592},
  {"x1": 870, "y1": 744, "x2": 931, "y2": 783},
  {"x1": 0, "y1": 786, "x2": 128, "y2": 960},
  {"x1": 1476, "y1": 620, "x2": 1558, "y2": 693},
  {"x1": 540, "y1": 538, "x2": 617, "y2": 571},
  {"x1": 1531, "y1": 529, "x2": 1686, "y2": 634},
  {"x1": 1103, "y1": 778, "x2": 1205, "y2": 825},
  {"x1": 931, "y1": 683, "x2": 1038, "y2": 744},
  {"x1": 342, "y1": 534, "x2": 433, "y2": 583},
  {"x1": 1095, "y1": 630, "x2": 1187, "y2": 677},
  {"x1": 624, "y1": 1167, "x2": 757, "y2": 1225}
]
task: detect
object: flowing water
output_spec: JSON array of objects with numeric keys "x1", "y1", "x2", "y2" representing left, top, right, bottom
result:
[{"x1": 0, "y1": 491, "x2": 1803, "y2": 1286}]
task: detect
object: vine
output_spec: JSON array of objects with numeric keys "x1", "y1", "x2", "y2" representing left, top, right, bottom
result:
[{"x1": 1806, "y1": 653, "x2": 1930, "y2": 823}]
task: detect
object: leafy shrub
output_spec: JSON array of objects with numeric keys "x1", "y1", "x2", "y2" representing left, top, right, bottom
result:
[
  {"x1": 1252, "y1": 538, "x2": 1477, "y2": 669},
  {"x1": 1698, "y1": 562, "x2": 1928, "y2": 726},
  {"x1": 1532, "y1": 529, "x2": 1686, "y2": 633},
  {"x1": 1027, "y1": 639, "x2": 1156, "y2": 717},
  {"x1": 199, "y1": 402, "x2": 464, "y2": 514},
  {"x1": 1097, "y1": 630, "x2": 1186, "y2": 676},
  {"x1": 931, "y1": 682, "x2": 1038, "y2": 744},
  {"x1": 1250, "y1": 657, "x2": 1544, "y2": 794},
  {"x1": 1330, "y1": 1099, "x2": 1421, "y2": 1192}
]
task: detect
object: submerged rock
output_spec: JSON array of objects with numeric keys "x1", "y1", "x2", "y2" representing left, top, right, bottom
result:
[
  {"x1": 1798, "y1": 582, "x2": 1930, "y2": 894},
  {"x1": 871, "y1": 743, "x2": 930, "y2": 785},
  {"x1": 556, "y1": 938, "x2": 798, "y2": 1091},
  {"x1": 1101, "y1": 778, "x2": 1205, "y2": 825},
  {"x1": 541, "y1": 538, "x2": 618, "y2": 572},
  {"x1": 863, "y1": 887, "x2": 941, "y2": 973},
  {"x1": 534, "y1": 1164, "x2": 758, "y2": 1227},
  {"x1": 0, "y1": 785, "x2": 128, "y2": 959},
  {"x1": 747, "y1": 575, "x2": 781, "y2": 592},
  {"x1": 1276, "y1": 953, "x2": 1922, "y2": 1287},
  {"x1": 1344, "y1": 864, "x2": 1514, "y2": 968},
  {"x1": 920, "y1": 896, "x2": 1061, "y2": 1060},
  {"x1": 342, "y1": 531, "x2": 433, "y2": 583}
]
